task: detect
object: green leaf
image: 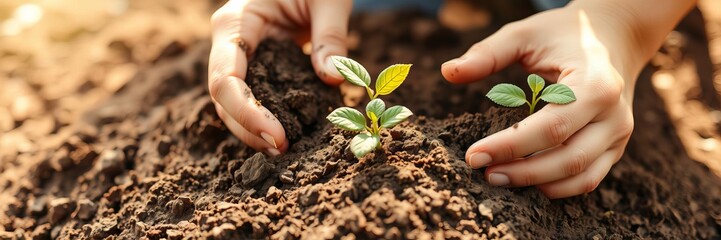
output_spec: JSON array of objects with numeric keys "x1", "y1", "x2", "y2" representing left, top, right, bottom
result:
[
  {"x1": 331, "y1": 56, "x2": 371, "y2": 88},
  {"x1": 540, "y1": 84, "x2": 576, "y2": 104},
  {"x1": 350, "y1": 133, "x2": 380, "y2": 158},
  {"x1": 375, "y1": 64, "x2": 412, "y2": 96},
  {"x1": 366, "y1": 99, "x2": 386, "y2": 118},
  {"x1": 326, "y1": 107, "x2": 366, "y2": 131},
  {"x1": 379, "y1": 106, "x2": 413, "y2": 128},
  {"x1": 527, "y1": 74, "x2": 545, "y2": 94},
  {"x1": 486, "y1": 83, "x2": 527, "y2": 107}
]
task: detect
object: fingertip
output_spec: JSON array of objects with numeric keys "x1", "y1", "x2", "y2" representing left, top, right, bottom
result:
[
  {"x1": 442, "y1": 56, "x2": 493, "y2": 84},
  {"x1": 319, "y1": 56, "x2": 345, "y2": 86},
  {"x1": 465, "y1": 139, "x2": 483, "y2": 159},
  {"x1": 265, "y1": 148, "x2": 281, "y2": 157},
  {"x1": 277, "y1": 138, "x2": 290, "y2": 154},
  {"x1": 263, "y1": 128, "x2": 289, "y2": 156},
  {"x1": 309, "y1": 0, "x2": 351, "y2": 85},
  {"x1": 465, "y1": 140, "x2": 490, "y2": 169},
  {"x1": 467, "y1": 152, "x2": 492, "y2": 169},
  {"x1": 218, "y1": 106, "x2": 282, "y2": 153},
  {"x1": 260, "y1": 132, "x2": 279, "y2": 149},
  {"x1": 487, "y1": 172, "x2": 511, "y2": 187},
  {"x1": 339, "y1": 82, "x2": 366, "y2": 107},
  {"x1": 320, "y1": 75, "x2": 344, "y2": 86},
  {"x1": 256, "y1": 109, "x2": 287, "y2": 147},
  {"x1": 444, "y1": 34, "x2": 522, "y2": 84},
  {"x1": 263, "y1": 129, "x2": 289, "y2": 153},
  {"x1": 441, "y1": 59, "x2": 464, "y2": 84},
  {"x1": 226, "y1": 99, "x2": 287, "y2": 152}
]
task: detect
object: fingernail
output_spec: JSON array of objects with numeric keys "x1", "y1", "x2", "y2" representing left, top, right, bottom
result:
[
  {"x1": 468, "y1": 152, "x2": 492, "y2": 169},
  {"x1": 266, "y1": 148, "x2": 280, "y2": 157},
  {"x1": 488, "y1": 173, "x2": 510, "y2": 187},
  {"x1": 260, "y1": 132, "x2": 277, "y2": 148}
]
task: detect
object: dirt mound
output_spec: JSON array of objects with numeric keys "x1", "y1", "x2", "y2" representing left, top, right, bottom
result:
[{"x1": 1, "y1": 5, "x2": 720, "y2": 240}]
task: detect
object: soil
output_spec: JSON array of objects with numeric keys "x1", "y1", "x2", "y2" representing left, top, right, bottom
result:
[{"x1": 1, "y1": 1, "x2": 721, "y2": 239}]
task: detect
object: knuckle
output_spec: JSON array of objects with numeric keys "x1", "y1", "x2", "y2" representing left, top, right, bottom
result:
[
  {"x1": 564, "y1": 146, "x2": 590, "y2": 176},
  {"x1": 543, "y1": 112, "x2": 573, "y2": 145},
  {"x1": 586, "y1": 80, "x2": 621, "y2": 106},
  {"x1": 207, "y1": 47, "x2": 235, "y2": 85},
  {"x1": 208, "y1": 75, "x2": 228, "y2": 100}
]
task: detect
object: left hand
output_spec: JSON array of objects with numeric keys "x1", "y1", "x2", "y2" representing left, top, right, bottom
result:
[
  {"x1": 441, "y1": 4, "x2": 642, "y2": 199},
  {"x1": 208, "y1": 0, "x2": 352, "y2": 156}
]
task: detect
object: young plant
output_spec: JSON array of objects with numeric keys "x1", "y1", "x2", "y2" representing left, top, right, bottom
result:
[
  {"x1": 326, "y1": 56, "x2": 413, "y2": 158},
  {"x1": 486, "y1": 74, "x2": 576, "y2": 114}
]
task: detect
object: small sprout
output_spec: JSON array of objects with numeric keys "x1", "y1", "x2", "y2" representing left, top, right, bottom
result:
[
  {"x1": 326, "y1": 56, "x2": 413, "y2": 158},
  {"x1": 486, "y1": 74, "x2": 576, "y2": 114}
]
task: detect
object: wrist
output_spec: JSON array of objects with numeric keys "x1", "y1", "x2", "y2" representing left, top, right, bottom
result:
[
  {"x1": 567, "y1": 0, "x2": 695, "y2": 80},
  {"x1": 565, "y1": 0, "x2": 695, "y2": 102}
]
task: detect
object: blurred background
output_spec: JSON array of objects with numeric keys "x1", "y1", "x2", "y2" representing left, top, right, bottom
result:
[{"x1": 0, "y1": 0, "x2": 212, "y2": 156}]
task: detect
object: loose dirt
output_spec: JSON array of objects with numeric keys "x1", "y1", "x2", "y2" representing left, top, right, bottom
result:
[{"x1": 1, "y1": 2, "x2": 721, "y2": 240}]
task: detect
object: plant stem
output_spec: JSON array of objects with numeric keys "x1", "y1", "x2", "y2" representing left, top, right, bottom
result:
[
  {"x1": 529, "y1": 101, "x2": 535, "y2": 115},
  {"x1": 367, "y1": 87, "x2": 375, "y2": 100},
  {"x1": 370, "y1": 116, "x2": 380, "y2": 135},
  {"x1": 529, "y1": 90, "x2": 540, "y2": 114},
  {"x1": 525, "y1": 100, "x2": 534, "y2": 115}
]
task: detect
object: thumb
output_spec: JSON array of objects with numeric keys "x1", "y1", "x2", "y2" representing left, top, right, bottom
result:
[
  {"x1": 309, "y1": 0, "x2": 352, "y2": 86},
  {"x1": 442, "y1": 23, "x2": 526, "y2": 84}
]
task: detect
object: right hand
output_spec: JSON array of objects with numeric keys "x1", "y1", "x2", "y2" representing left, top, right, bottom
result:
[{"x1": 208, "y1": 0, "x2": 352, "y2": 156}]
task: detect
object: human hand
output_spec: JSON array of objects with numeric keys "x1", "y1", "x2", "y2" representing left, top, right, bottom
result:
[
  {"x1": 208, "y1": 0, "x2": 352, "y2": 156},
  {"x1": 441, "y1": 4, "x2": 647, "y2": 199}
]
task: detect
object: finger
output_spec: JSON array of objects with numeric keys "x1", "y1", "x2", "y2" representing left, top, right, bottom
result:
[
  {"x1": 536, "y1": 148, "x2": 623, "y2": 199},
  {"x1": 466, "y1": 102, "x2": 595, "y2": 169},
  {"x1": 216, "y1": 104, "x2": 289, "y2": 156},
  {"x1": 339, "y1": 82, "x2": 366, "y2": 107},
  {"x1": 483, "y1": 121, "x2": 614, "y2": 187},
  {"x1": 209, "y1": 1, "x2": 287, "y2": 152},
  {"x1": 211, "y1": 76, "x2": 287, "y2": 152},
  {"x1": 442, "y1": 22, "x2": 525, "y2": 84},
  {"x1": 309, "y1": 0, "x2": 352, "y2": 85},
  {"x1": 209, "y1": 0, "x2": 266, "y2": 82}
]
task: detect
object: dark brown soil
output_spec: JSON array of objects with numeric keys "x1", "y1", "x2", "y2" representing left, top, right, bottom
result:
[{"x1": 1, "y1": 2, "x2": 721, "y2": 240}]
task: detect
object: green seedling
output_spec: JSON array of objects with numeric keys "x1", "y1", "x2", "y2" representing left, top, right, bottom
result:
[
  {"x1": 326, "y1": 56, "x2": 413, "y2": 158},
  {"x1": 486, "y1": 74, "x2": 576, "y2": 114}
]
